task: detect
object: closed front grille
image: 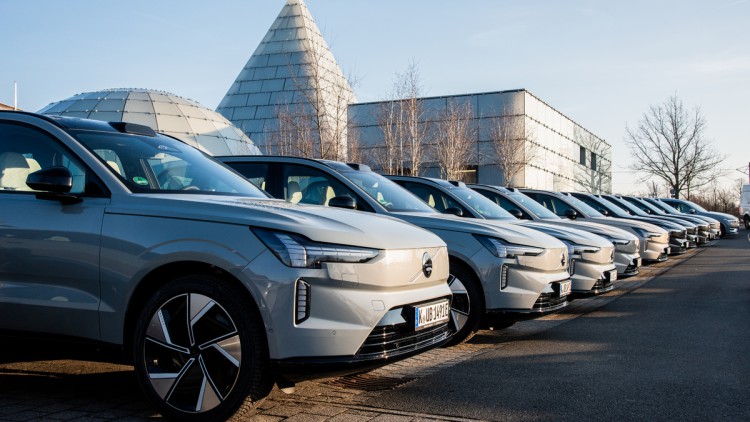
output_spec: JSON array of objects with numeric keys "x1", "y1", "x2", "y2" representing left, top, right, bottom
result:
[
  {"x1": 533, "y1": 283, "x2": 568, "y2": 311},
  {"x1": 592, "y1": 278, "x2": 614, "y2": 292},
  {"x1": 356, "y1": 321, "x2": 451, "y2": 359}
]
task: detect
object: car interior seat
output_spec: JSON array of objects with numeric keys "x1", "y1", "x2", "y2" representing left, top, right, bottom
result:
[
  {"x1": 287, "y1": 181, "x2": 302, "y2": 203},
  {"x1": 0, "y1": 152, "x2": 35, "y2": 191}
]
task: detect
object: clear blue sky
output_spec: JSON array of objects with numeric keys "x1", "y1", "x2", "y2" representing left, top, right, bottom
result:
[{"x1": 2, "y1": 0, "x2": 748, "y2": 194}]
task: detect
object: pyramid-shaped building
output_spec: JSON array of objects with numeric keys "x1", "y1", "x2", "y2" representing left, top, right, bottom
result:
[{"x1": 217, "y1": 0, "x2": 355, "y2": 159}]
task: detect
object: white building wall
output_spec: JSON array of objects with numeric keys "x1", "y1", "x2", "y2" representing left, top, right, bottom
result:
[{"x1": 348, "y1": 89, "x2": 611, "y2": 192}]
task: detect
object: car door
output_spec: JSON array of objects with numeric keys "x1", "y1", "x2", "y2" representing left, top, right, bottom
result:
[{"x1": 0, "y1": 121, "x2": 109, "y2": 340}]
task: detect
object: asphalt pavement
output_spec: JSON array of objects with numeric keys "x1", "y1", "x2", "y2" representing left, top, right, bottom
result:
[
  {"x1": 362, "y1": 234, "x2": 750, "y2": 421},
  {"x1": 0, "y1": 233, "x2": 748, "y2": 421}
]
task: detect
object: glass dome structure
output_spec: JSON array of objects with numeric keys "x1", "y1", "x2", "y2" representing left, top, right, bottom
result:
[{"x1": 39, "y1": 88, "x2": 261, "y2": 156}]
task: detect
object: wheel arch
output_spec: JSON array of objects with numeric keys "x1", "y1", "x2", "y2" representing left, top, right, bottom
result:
[{"x1": 122, "y1": 260, "x2": 265, "y2": 362}]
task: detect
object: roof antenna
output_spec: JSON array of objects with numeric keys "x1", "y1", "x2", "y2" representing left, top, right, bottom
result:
[{"x1": 14, "y1": 81, "x2": 18, "y2": 110}]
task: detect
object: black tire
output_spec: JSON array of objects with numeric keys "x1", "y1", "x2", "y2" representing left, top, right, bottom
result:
[
  {"x1": 720, "y1": 224, "x2": 727, "y2": 237},
  {"x1": 744, "y1": 216, "x2": 749, "y2": 230},
  {"x1": 444, "y1": 263, "x2": 484, "y2": 346},
  {"x1": 132, "y1": 275, "x2": 272, "y2": 421}
]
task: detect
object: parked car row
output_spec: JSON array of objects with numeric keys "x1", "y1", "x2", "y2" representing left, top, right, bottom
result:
[{"x1": 0, "y1": 112, "x2": 735, "y2": 421}]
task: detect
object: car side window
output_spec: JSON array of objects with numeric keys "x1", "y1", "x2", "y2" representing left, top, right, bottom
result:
[
  {"x1": 491, "y1": 193, "x2": 531, "y2": 219},
  {"x1": 549, "y1": 197, "x2": 575, "y2": 216},
  {"x1": 0, "y1": 122, "x2": 95, "y2": 195},
  {"x1": 282, "y1": 164, "x2": 362, "y2": 208},
  {"x1": 399, "y1": 182, "x2": 466, "y2": 215},
  {"x1": 226, "y1": 162, "x2": 269, "y2": 191}
]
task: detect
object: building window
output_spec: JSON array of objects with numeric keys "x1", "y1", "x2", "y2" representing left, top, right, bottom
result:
[
  {"x1": 579, "y1": 146, "x2": 586, "y2": 165},
  {"x1": 590, "y1": 152, "x2": 597, "y2": 170}
]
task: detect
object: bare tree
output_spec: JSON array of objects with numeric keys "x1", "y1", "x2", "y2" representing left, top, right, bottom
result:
[
  {"x1": 372, "y1": 61, "x2": 429, "y2": 175},
  {"x1": 691, "y1": 179, "x2": 737, "y2": 214},
  {"x1": 626, "y1": 95, "x2": 725, "y2": 199},
  {"x1": 346, "y1": 124, "x2": 363, "y2": 164},
  {"x1": 433, "y1": 101, "x2": 476, "y2": 180},
  {"x1": 574, "y1": 127, "x2": 612, "y2": 194},
  {"x1": 488, "y1": 113, "x2": 538, "y2": 187},
  {"x1": 267, "y1": 35, "x2": 357, "y2": 160}
]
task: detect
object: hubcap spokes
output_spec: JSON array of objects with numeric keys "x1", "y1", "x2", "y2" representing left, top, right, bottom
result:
[
  {"x1": 144, "y1": 293, "x2": 242, "y2": 413},
  {"x1": 448, "y1": 274, "x2": 470, "y2": 333}
]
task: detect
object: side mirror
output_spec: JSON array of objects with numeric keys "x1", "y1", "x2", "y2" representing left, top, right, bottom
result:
[
  {"x1": 564, "y1": 209, "x2": 578, "y2": 220},
  {"x1": 328, "y1": 195, "x2": 357, "y2": 210},
  {"x1": 599, "y1": 208, "x2": 609, "y2": 216},
  {"x1": 444, "y1": 207, "x2": 464, "y2": 217},
  {"x1": 644, "y1": 208, "x2": 652, "y2": 214},
  {"x1": 26, "y1": 167, "x2": 81, "y2": 204},
  {"x1": 509, "y1": 209, "x2": 523, "y2": 219},
  {"x1": 689, "y1": 209, "x2": 696, "y2": 214},
  {"x1": 27, "y1": 167, "x2": 73, "y2": 193}
]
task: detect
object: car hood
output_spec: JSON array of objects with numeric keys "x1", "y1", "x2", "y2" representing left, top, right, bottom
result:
[
  {"x1": 518, "y1": 221, "x2": 613, "y2": 248},
  {"x1": 624, "y1": 215, "x2": 686, "y2": 231},
  {"x1": 539, "y1": 219, "x2": 638, "y2": 242},
  {"x1": 588, "y1": 217, "x2": 668, "y2": 235},
  {"x1": 392, "y1": 212, "x2": 566, "y2": 249},
  {"x1": 107, "y1": 194, "x2": 446, "y2": 250},
  {"x1": 698, "y1": 211, "x2": 737, "y2": 222}
]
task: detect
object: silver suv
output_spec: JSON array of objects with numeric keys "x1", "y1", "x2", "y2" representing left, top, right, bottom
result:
[
  {"x1": 468, "y1": 184, "x2": 641, "y2": 278},
  {"x1": 218, "y1": 157, "x2": 573, "y2": 344},
  {"x1": 0, "y1": 112, "x2": 453, "y2": 421},
  {"x1": 388, "y1": 176, "x2": 618, "y2": 295}
]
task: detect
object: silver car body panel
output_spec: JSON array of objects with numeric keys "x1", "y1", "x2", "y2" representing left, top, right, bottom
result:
[
  {"x1": 218, "y1": 156, "x2": 573, "y2": 314},
  {"x1": 0, "y1": 112, "x2": 453, "y2": 364}
]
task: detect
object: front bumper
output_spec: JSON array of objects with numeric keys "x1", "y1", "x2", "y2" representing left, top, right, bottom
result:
[
  {"x1": 668, "y1": 237, "x2": 688, "y2": 255},
  {"x1": 245, "y1": 250, "x2": 452, "y2": 362},
  {"x1": 273, "y1": 314, "x2": 451, "y2": 382},
  {"x1": 570, "y1": 260, "x2": 618, "y2": 294},
  {"x1": 641, "y1": 238, "x2": 670, "y2": 262},
  {"x1": 615, "y1": 250, "x2": 641, "y2": 277}
]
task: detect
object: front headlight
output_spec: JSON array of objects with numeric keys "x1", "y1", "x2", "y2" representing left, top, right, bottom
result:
[
  {"x1": 633, "y1": 228, "x2": 662, "y2": 239},
  {"x1": 561, "y1": 240, "x2": 601, "y2": 256},
  {"x1": 599, "y1": 234, "x2": 631, "y2": 246},
  {"x1": 253, "y1": 228, "x2": 379, "y2": 268},
  {"x1": 474, "y1": 235, "x2": 543, "y2": 258}
]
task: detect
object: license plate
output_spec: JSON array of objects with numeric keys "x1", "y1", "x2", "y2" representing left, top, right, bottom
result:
[
  {"x1": 559, "y1": 280, "x2": 572, "y2": 297},
  {"x1": 414, "y1": 300, "x2": 450, "y2": 331},
  {"x1": 607, "y1": 269, "x2": 618, "y2": 282}
]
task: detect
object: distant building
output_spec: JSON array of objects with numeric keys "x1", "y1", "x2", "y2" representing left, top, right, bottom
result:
[
  {"x1": 39, "y1": 88, "x2": 260, "y2": 156},
  {"x1": 349, "y1": 89, "x2": 612, "y2": 192},
  {"x1": 216, "y1": 0, "x2": 355, "y2": 159},
  {"x1": 0, "y1": 102, "x2": 14, "y2": 111},
  {"x1": 215, "y1": 0, "x2": 611, "y2": 192}
]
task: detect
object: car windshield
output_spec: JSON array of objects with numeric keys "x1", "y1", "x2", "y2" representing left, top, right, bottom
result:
[
  {"x1": 564, "y1": 194, "x2": 605, "y2": 217},
  {"x1": 593, "y1": 196, "x2": 631, "y2": 217},
  {"x1": 647, "y1": 198, "x2": 679, "y2": 214},
  {"x1": 631, "y1": 198, "x2": 666, "y2": 215},
  {"x1": 340, "y1": 170, "x2": 437, "y2": 213},
  {"x1": 683, "y1": 200, "x2": 707, "y2": 212},
  {"x1": 450, "y1": 186, "x2": 516, "y2": 220},
  {"x1": 608, "y1": 196, "x2": 648, "y2": 216},
  {"x1": 508, "y1": 191, "x2": 560, "y2": 219},
  {"x1": 72, "y1": 130, "x2": 268, "y2": 197}
]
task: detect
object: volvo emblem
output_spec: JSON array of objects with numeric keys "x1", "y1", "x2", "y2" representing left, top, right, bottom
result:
[{"x1": 422, "y1": 252, "x2": 433, "y2": 278}]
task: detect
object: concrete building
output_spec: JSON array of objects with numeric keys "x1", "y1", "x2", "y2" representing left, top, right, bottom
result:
[
  {"x1": 348, "y1": 89, "x2": 612, "y2": 193},
  {"x1": 215, "y1": 0, "x2": 610, "y2": 192},
  {"x1": 0, "y1": 102, "x2": 14, "y2": 111}
]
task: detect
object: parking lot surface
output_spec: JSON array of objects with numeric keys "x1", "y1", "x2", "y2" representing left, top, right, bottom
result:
[{"x1": 1, "y1": 233, "x2": 748, "y2": 421}]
